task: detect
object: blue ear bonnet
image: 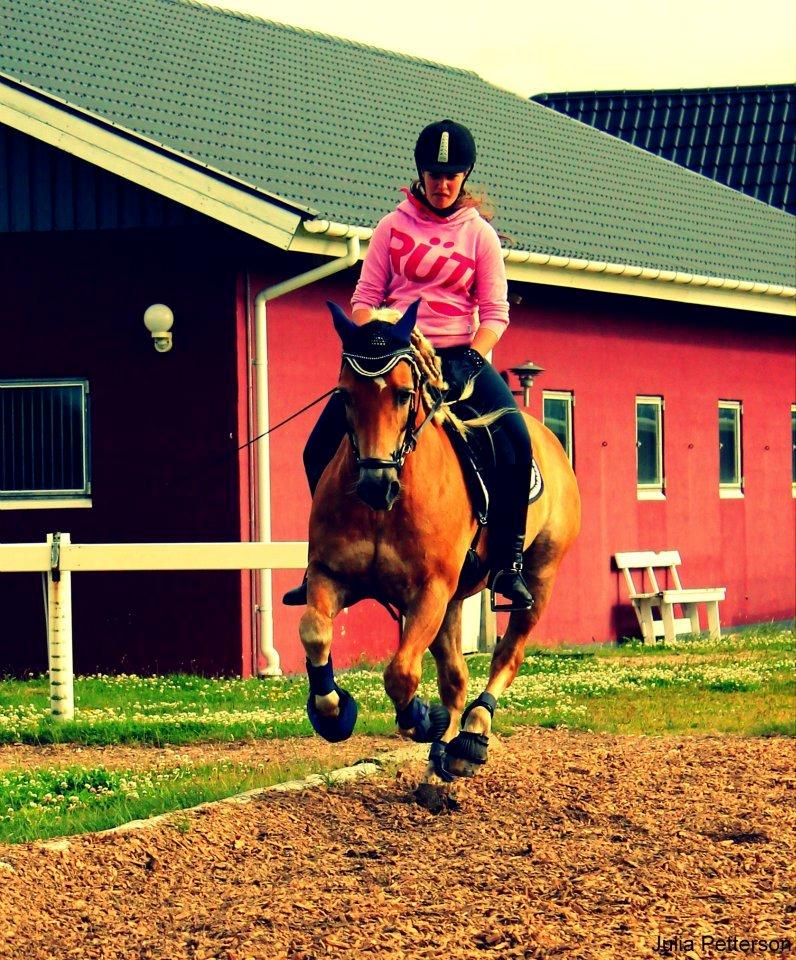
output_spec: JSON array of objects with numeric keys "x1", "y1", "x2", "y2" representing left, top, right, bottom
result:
[{"x1": 328, "y1": 301, "x2": 420, "y2": 378}]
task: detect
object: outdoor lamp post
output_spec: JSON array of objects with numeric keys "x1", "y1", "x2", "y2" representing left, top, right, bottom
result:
[{"x1": 508, "y1": 360, "x2": 544, "y2": 407}]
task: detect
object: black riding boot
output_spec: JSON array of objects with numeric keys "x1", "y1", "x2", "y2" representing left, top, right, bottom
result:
[
  {"x1": 283, "y1": 392, "x2": 348, "y2": 606},
  {"x1": 488, "y1": 466, "x2": 534, "y2": 612},
  {"x1": 283, "y1": 572, "x2": 308, "y2": 606}
]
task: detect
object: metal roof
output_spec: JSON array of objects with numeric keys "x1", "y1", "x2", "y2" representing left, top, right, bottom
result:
[
  {"x1": 532, "y1": 85, "x2": 795, "y2": 215},
  {"x1": 1, "y1": 0, "x2": 794, "y2": 287}
]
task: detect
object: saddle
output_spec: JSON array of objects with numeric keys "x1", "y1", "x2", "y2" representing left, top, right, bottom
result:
[{"x1": 443, "y1": 403, "x2": 544, "y2": 592}]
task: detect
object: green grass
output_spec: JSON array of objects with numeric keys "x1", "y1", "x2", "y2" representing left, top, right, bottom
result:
[
  {"x1": 0, "y1": 757, "x2": 340, "y2": 844},
  {"x1": 0, "y1": 623, "x2": 792, "y2": 843}
]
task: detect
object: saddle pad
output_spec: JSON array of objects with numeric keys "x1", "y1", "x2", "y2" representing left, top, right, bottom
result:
[{"x1": 529, "y1": 458, "x2": 544, "y2": 504}]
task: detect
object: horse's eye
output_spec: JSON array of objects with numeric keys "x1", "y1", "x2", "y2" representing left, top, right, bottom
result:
[
  {"x1": 396, "y1": 389, "x2": 413, "y2": 405},
  {"x1": 337, "y1": 390, "x2": 352, "y2": 407}
]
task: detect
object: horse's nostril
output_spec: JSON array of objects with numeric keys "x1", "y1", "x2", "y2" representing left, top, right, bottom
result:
[{"x1": 356, "y1": 470, "x2": 400, "y2": 511}]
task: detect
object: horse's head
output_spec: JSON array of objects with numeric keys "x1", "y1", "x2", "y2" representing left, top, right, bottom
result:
[{"x1": 329, "y1": 301, "x2": 423, "y2": 511}]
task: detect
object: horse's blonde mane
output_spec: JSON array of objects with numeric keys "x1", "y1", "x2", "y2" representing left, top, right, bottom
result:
[{"x1": 368, "y1": 308, "x2": 510, "y2": 436}]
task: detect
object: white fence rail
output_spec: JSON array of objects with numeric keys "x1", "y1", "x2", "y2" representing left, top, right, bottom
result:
[{"x1": 0, "y1": 533, "x2": 307, "y2": 721}]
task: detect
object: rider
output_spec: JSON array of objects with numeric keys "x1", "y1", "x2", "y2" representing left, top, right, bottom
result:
[{"x1": 283, "y1": 119, "x2": 534, "y2": 610}]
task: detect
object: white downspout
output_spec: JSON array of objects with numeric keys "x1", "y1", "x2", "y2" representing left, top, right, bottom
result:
[{"x1": 253, "y1": 234, "x2": 361, "y2": 676}]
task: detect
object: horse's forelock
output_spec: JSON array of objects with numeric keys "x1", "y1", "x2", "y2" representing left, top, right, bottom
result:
[{"x1": 370, "y1": 308, "x2": 403, "y2": 324}]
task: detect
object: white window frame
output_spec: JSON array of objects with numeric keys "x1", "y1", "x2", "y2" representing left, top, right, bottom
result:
[
  {"x1": 0, "y1": 379, "x2": 92, "y2": 510},
  {"x1": 718, "y1": 400, "x2": 743, "y2": 499},
  {"x1": 542, "y1": 390, "x2": 574, "y2": 466},
  {"x1": 636, "y1": 395, "x2": 665, "y2": 500}
]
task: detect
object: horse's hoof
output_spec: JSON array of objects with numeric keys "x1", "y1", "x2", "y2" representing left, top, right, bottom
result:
[
  {"x1": 306, "y1": 687, "x2": 358, "y2": 742},
  {"x1": 396, "y1": 697, "x2": 450, "y2": 743},
  {"x1": 444, "y1": 731, "x2": 489, "y2": 777}
]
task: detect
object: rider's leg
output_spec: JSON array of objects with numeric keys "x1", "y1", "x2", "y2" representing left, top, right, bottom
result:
[
  {"x1": 283, "y1": 392, "x2": 348, "y2": 605},
  {"x1": 458, "y1": 360, "x2": 534, "y2": 609},
  {"x1": 303, "y1": 390, "x2": 349, "y2": 497}
]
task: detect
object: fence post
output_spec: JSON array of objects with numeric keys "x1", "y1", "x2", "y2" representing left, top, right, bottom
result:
[
  {"x1": 478, "y1": 589, "x2": 497, "y2": 653},
  {"x1": 47, "y1": 532, "x2": 74, "y2": 721}
]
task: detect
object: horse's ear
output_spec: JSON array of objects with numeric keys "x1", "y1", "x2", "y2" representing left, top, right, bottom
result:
[
  {"x1": 394, "y1": 299, "x2": 420, "y2": 342},
  {"x1": 327, "y1": 301, "x2": 357, "y2": 341}
]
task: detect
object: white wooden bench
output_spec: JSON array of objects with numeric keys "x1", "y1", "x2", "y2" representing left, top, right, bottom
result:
[{"x1": 614, "y1": 551, "x2": 726, "y2": 643}]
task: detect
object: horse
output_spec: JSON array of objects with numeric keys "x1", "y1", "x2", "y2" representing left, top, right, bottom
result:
[{"x1": 298, "y1": 301, "x2": 581, "y2": 783}]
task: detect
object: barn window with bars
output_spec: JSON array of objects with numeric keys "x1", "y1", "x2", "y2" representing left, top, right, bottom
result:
[{"x1": 0, "y1": 380, "x2": 91, "y2": 505}]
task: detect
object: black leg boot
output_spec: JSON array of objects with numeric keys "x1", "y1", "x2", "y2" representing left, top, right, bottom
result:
[
  {"x1": 282, "y1": 572, "x2": 309, "y2": 606},
  {"x1": 488, "y1": 465, "x2": 534, "y2": 612}
]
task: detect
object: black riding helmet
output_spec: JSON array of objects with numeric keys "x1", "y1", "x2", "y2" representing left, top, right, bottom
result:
[{"x1": 414, "y1": 119, "x2": 476, "y2": 178}]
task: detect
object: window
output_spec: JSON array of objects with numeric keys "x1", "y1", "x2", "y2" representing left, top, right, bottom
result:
[
  {"x1": 718, "y1": 401, "x2": 742, "y2": 496},
  {"x1": 636, "y1": 396, "x2": 664, "y2": 497},
  {"x1": 543, "y1": 391, "x2": 574, "y2": 465},
  {"x1": 0, "y1": 380, "x2": 91, "y2": 507}
]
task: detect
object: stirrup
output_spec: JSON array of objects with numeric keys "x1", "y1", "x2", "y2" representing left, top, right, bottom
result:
[{"x1": 489, "y1": 567, "x2": 534, "y2": 612}]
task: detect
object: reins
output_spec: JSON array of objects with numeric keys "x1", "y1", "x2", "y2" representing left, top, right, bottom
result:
[{"x1": 236, "y1": 387, "x2": 338, "y2": 452}]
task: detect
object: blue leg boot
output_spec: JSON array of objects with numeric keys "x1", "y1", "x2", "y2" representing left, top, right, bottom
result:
[
  {"x1": 395, "y1": 696, "x2": 450, "y2": 743},
  {"x1": 305, "y1": 656, "x2": 358, "y2": 743},
  {"x1": 444, "y1": 692, "x2": 497, "y2": 774}
]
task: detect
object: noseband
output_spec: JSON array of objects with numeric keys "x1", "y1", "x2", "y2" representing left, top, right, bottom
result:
[{"x1": 341, "y1": 348, "x2": 443, "y2": 473}]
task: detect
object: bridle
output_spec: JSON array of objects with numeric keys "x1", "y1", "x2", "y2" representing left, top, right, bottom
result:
[{"x1": 340, "y1": 348, "x2": 443, "y2": 473}]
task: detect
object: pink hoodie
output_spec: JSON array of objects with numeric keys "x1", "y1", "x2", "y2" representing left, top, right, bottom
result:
[{"x1": 351, "y1": 189, "x2": 510, "y2": 349}]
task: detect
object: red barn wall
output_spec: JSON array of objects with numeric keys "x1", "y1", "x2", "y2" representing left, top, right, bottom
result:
[
  {"x1": 0, "y1": 228, "x2": 247, "y2": 675},
  {"x1": 498, "y1": 284, "x2": 796, "y2": 642},
  {"x1": 257, "y1": 273, "x2": 795, "y2": 662},
  {"x1": 1, "y1": 231, "x2": 792, "y2": 679}
]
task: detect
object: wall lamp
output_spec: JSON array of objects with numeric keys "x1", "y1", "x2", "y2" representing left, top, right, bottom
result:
[
  {"x1": 507, "y1": 360, "x2": 545, "y2": 407},
  {"x1": 143, "y1": 303, "x2": 174, "y2": 353}
]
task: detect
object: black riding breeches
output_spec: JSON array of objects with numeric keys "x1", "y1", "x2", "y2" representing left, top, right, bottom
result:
[
  {"x1": 302, "y1": 349, "x2": 532, "y2": 513},
  {"x1": 436, "y1": 347, "x2": 532, "y2": 472}
]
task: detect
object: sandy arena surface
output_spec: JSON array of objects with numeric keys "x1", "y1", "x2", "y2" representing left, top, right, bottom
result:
[{"x1": 0, "y1": 728, "x2": 793, "y2": 960}]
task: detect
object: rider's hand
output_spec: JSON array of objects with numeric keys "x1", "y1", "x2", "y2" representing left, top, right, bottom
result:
[{"x1": 443, "y1": 348, "x2": 485, "y2": 401}]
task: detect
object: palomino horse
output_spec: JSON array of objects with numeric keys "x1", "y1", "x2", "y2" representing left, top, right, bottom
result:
[{"x1": 299, "y1": 302, "x2": 580, "y2": 781}]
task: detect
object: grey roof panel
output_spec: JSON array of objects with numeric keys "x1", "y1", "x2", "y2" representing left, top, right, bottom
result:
[{"x1": 1, "y1": 0, "x2": 794, "y2": 286}]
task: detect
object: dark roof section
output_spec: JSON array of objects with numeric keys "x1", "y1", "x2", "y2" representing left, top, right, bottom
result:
[
  {"x1": 1, "y1": 0, "x2": 794, "y2": 288},
  {"x1": 532, "y1": 85, "x2": 796, "y2": 215}
]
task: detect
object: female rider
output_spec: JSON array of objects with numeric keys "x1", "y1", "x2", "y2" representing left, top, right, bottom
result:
[{"x1": 283, "y1": 119, "x2": 533, "y2": 610}]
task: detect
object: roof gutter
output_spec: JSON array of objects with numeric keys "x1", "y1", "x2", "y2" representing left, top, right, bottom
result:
[
  {"x1": 293, "y1": 220, "x2": 796, "y2": 317},
  {"x1": 251, "y1": 234, "x2": 361, "y2": 676}
]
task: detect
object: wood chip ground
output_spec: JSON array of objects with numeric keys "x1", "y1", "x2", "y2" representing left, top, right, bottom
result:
[{"x1": 0, "y1": 728, "x2": 793, "y2": 959}]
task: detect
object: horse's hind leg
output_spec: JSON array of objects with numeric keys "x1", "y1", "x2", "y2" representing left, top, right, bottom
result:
[
  {"x1": 428, "y1": 599, "x2": 469, "y2": 740},
  {"x1": 446, "y1": 537, "x2": 563, "y2": 776},
  {"x1": 299, "y1": 569, "x2": 357, "y2": 742}
]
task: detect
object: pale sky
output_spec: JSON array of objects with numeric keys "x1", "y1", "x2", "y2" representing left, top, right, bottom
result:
[{"x1": 205, "y1": 0, "x2": 795, "y2": 97}]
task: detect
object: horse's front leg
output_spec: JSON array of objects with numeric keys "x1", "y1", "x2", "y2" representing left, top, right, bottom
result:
[
  {"x1": 383, "y1": 580, "x2": 452, "y2": 743},
  {"x1": 299, "y1": 568, "x2": 357, "y2": 742}
]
